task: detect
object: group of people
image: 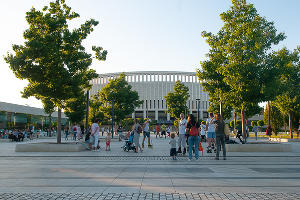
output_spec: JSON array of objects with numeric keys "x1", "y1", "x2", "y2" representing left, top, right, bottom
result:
[{"x1": 171, "y1": 113, "x2": 227, "y2": 161}]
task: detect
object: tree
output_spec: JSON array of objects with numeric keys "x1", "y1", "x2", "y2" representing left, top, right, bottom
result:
[
  {"x1": 64, "y1": 93, "x2": 86, "y2": 124},
  {"x1": 207, "y1": 102, "x2": 232, "y2": 120},
  {"x1": 272, "y1": 48, "x2": 300, "y2": 138},
  {"x1": 164, "y1": 81, "x2": 190, "y2": 120},
  {"x1": 257, "y1": 120, "x2": 264, "y2": 127},
  {"x1": 4, "y1": 0, "x2": 107, "y2": 143},
  {"x1": 197, "y1": 0, "x2": 285, "y2": 141},
  {"x1": 89, "y1": 94, "x2": 104, "y2": 125},
  {"x1": 250, "y1": 121, "x2": 257, "y2": 127},
  {"x1": 99, "y1": 73, "x2": 143, "y2": 124},
  {"x1": 264, "y1": 102, "x2": 284, "y2": 135},
  {"x1": 41, "y1": 98, "x2": 55, "y2": 129}
]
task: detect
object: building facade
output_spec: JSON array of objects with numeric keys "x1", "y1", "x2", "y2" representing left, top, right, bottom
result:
[
  {"x1": 0, "y1": 101, "x2": 68, "y2": 129},
  {"x1": 90, "y1": 71, "x2": 209, "y2": 123}
]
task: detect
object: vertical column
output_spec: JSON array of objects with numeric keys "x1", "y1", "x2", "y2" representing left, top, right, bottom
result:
[
  {"x1": 143, "y1": 110, "x2": 147, "y2": 119},
  {"x1": 155, "y1": 110, "x2": 158, "y2": 121},
  {"x1": 132, "y1": 112, "x2": 135, "y2": 119}
]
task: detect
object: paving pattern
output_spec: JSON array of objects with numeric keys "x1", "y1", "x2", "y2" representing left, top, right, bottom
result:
[
  {"x1": 1, "y1": 137, "x2": 300, "y2": 199},
  {"x1": 1, "y1": 193, "x2": 300, "y2": 200}
]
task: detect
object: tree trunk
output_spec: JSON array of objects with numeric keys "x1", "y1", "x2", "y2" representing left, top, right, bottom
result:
[
  {"x1": 289, "y1": 111, "x2": 293, "y2": 139},
  {"x1": 219, "y1": 101, "x2": 223, "y2": 119},
  {"x1": 241, "y1": 109, "x2": 246, "y2": 143},
  {"x1": 267, "y1": 101, "x2": 271, "y2": 126},
  {"x1": 57, "y1": 108, "x2": 62, "y2": 144}
]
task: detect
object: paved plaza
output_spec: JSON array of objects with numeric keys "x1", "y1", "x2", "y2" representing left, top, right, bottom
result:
[{"x1": 0, "y1": 136, "x2": 300, "y2": 199}]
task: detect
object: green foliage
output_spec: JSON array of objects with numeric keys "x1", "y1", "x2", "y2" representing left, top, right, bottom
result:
[
  {"x1": 196, "y1": 0, "x2": 285, "y2": 139},
  {"x1": 264, "y1": 102, "x2": 284, "y2": 135},
  {"x1": 257, "y1": 120, "x2": 264, "y2": 127},
  {"x1": 173, "y1": 119, "x2": 180, "y2": 128},
  {"x1": 207, "y1": 102, "x2": 232, "y2": 120},
  {"x1": 230, "y1": 120, "x2": 235, "y2": 128},
  {"x1": 64, "y1": 93, "x2": 86, "y2": 123},
  {"x1": 42, "y1": 98, "x2": 55, "y2": 116},
  {"x1": 251, "y1": 121, "x2": 257, "y2": 127},
  {"x1": 272, "y1": 48, "x2": 300, "y2": 120},
  {"x1": 3, "y1": 0, "x2": 107, "y2": 143},
  {"x1": 89, "y1": 94, "x2": 104, "y2": 124},
  {"x1": 121, "y1": 118, "x2": 134, "y2": 131},
  {"x1": 98, "y1": 73, "x2": 143, "y2": 123},
  {"x1": 164, "y1": 81, "x2": 190, "y2": 119}
]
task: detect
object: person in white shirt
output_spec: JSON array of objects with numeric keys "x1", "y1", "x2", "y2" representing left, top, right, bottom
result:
[
  {"x1": 91, "y1": 119, "x2": 100, "y2": 151},
  {"x1": 200, "y1": 121, "x2": 206, "y2": 142},
  {"x1": 177, "y1": 113, "x2": 187, "y2": 154},
  {"x1": 206, "y1": 113, "x2": 216, "y2": 153},
  {"x1": 142, "y1": 119, "x2": 152, "y2": 148}
]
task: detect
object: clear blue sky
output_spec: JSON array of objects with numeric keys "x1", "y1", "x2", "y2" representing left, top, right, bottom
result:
[{"x1": 0, "y1": 0, "x2": 299, "y2": 107}]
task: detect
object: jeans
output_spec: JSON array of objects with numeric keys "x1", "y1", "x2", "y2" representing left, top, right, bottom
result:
[
  {"x1": 188, "y1": 136, "x2": 199, "y2": 159},
  {"x1": 216, "y1": 135, "x2": 226, "y2": 158},
  {"x1": 178, "y1": 134, "x2": 186, "y2": 148}
]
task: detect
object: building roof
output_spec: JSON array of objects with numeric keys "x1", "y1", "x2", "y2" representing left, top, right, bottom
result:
[{"x1": 0, "y1": 101, "x2": 67, "y2": 118}]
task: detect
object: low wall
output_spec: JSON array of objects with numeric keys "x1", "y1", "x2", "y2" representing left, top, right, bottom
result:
[
  {"x1": 226, "y1": 143, "x2": 293, "y2": 152},
  {"x1": 15, "y1": 142, "x2": 86, "y2": 152},
  {"x1": 269, "y1": 138, "x2": 300, "y2": 143}
]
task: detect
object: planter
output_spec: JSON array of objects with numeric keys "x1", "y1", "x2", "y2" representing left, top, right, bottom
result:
[
  {"x1": 15, "y1": 142, "x2": 86, "y2": 152},
  {"x1": 225, "y1": 143, "x2": 293, "y2": 152}
]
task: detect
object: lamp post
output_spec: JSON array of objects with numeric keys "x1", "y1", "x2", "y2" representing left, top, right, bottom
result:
[
  {"x1": 85, "y1": 90, "x2": 89, "y2": 135},
  {"x1": 111, "y1": 98, "x2": 114, "y2": 139},
  {"x1": 196, "y1": 98, "x2": 200, "y2": 123}
]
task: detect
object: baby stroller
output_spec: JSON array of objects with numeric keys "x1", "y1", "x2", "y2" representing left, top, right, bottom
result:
[{"x1": 122, "y1": 131, "x2": 136, "y2": 152}]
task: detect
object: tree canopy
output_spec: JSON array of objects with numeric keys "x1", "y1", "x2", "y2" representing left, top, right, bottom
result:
[
  {"x1": 197, "y1": 0, "x2": 285, "y2": 140},
  {"x1": 164, "y1": 81, "x2": 190, "y2": 119},
  {"x1": 97, "y1": 73, "x2": 143, "y2": 123},
  {"x1": 4, "y1": 0, "x2": 107, "y2": 143}
]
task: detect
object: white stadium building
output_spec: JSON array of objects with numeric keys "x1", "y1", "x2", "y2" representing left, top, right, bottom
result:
[{"x1": 90, "y1": 71, "x2": 210, "y2": 123}]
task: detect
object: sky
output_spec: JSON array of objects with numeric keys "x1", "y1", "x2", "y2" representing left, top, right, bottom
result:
[{"x1": 0, "y1": 0, "x2": 299, "y2": 108}]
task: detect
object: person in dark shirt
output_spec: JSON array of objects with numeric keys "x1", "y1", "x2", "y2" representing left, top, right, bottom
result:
[
  {"x1": 186, "y1": 114, "x2": 200, "y2": 161},
  {"x1": 214, "y1": 113, "x2": 226, "y2": 160}
]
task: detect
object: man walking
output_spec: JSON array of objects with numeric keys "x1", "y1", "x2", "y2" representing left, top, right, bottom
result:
[
  {"x1": 214, "y1": 113, "x2": 226, "y2": 160},
  {"x1": 177, "y1": 113, "x2": 187, "y2": 154}
]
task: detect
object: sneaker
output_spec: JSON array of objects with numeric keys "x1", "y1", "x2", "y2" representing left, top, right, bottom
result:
[
  {"x1": 188, "y1": 158, "x2": 192, "y2": 161},
  {"x1": 223, "y1": 157, "x2": 227, "y2": 160},
  {"x1": 215, "y1": 157, "x2": 219, "y2": 160}
]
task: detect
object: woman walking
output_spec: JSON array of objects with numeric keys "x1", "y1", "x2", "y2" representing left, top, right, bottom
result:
[{"x1": 186, "y1": 114, "x2": 200, "y2": 161}]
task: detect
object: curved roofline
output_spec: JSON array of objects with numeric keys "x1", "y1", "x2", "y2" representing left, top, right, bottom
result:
[{"x1": 98, "y1": 71, "x2": 196, "y2": 76}]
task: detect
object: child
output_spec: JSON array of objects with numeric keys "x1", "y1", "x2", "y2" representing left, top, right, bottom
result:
[
  {"x1": 169, "y1": 133, "x2": 177, "y2": 160},
  {"x1": 106, "y1": 132, "x2": 112, "y2": 151}
]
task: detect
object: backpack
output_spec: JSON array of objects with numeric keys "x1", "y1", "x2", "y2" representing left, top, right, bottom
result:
[
  {"x1": 73, "y1": 127, "x2": 77, "y2": 132},
  {"x1": 189, "y1": 123, "x2": 199, "y2": 136}
]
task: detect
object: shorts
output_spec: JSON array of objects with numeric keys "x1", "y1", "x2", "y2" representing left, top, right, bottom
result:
[
  {"x1": 106, "y1": 141, "x2": 110, "y2": 146},
  {"x1": 143, "y1": 131, "x2": 150, "y2": 138},
  {"x1": 207, "y1": 132, "x2": 216, "y2": 138},
  {"x1": 170, "y1": 148, "x2": 177, "y2": 156}
]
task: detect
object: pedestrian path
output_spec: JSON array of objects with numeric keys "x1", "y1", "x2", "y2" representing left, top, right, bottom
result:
[
  {"x1": 1, "y1": 192, "x2": 300, "y2": 200},
  {"x1": 1, "y1": 136, "x2": 300, "y2": 199}
]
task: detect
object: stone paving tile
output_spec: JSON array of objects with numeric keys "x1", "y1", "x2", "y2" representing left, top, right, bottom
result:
[{"x1": 0, "y1": 193, "x2": 300, "y2": 200}]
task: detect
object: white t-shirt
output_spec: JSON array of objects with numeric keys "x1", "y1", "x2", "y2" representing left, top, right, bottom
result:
[
  {"x1": 206, "y1": 118, "x2": 215, "y2": 133},
  {"x1": 144, "y1": 123, "x2": 150, "y2": 132},
  {"x1": 179, "y1": 119, "x2": 187, "y2": 135},
  {"x1": 91, "y1": 123, "x2": 99, "y2": 136},
  {"x1": 200, "y1": 124, "x2": 206, "y2": 136}
]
